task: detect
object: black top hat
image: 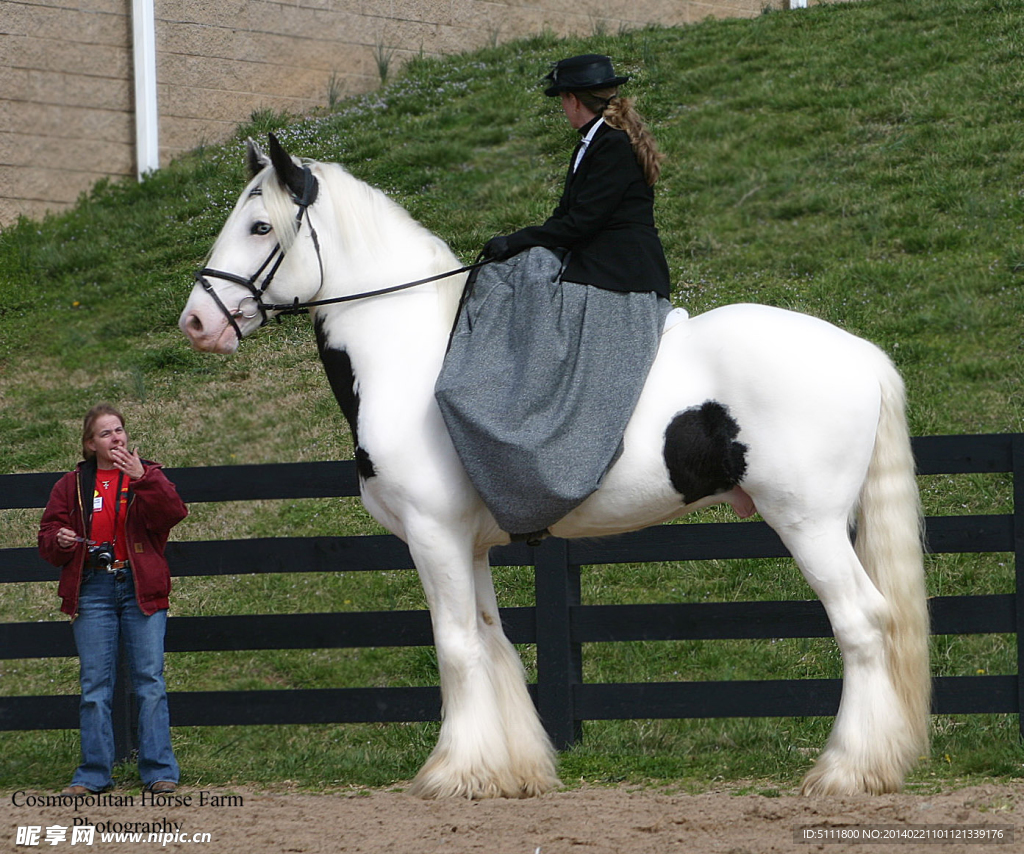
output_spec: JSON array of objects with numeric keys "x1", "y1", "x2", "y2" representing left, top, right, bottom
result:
[{"x1": 544, "y1": 54, "x2": 629, "y2": 97}]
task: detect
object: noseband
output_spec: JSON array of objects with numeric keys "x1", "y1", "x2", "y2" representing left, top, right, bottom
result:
[{"x1": 194, "y1": 166, "x2": 323, "y2": 341}]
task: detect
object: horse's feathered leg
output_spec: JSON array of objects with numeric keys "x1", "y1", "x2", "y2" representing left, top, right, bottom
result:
[
  {"x1": 764, "y1": 366, "x2": 928, "y2": 795},
  {"x1": 800, "y1": 366, "x2": 929, "y2": 795},
  {"x1": 780, "y1": 519, "x2": 918, "y2": 794},
  {"x1": 406, "y1": 531, "x2": 512, "y2": 798},
  {"x1": 471, "y1": 551, "x2": 560, "y2": 797},
  {"x1": 405, "y1": 529, "x2": 558, "y2": 798}
]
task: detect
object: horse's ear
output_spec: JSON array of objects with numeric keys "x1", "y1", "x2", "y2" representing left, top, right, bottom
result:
[
  {"x1": 246, "y1": 138, "x2": 269, "y2": 178},
  {"x1": 267, "y1": 133, "x2": 310, "y2": 202}
]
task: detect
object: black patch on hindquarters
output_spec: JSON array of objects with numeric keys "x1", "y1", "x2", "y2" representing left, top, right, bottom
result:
[
  {"x1": 315, "y1": 318, "x2": 376, "y2": 480},
  {"x1": 663, "y1": 401, "x2": 748, "y2": 504}
]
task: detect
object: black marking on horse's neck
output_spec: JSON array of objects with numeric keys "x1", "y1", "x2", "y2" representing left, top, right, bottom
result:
[
  {"x1": 314, "y1": 316, "x2": 376, "y2": 480},
  {"x1": 663, "y1": 401, "x2": 748, "y2": 504}
]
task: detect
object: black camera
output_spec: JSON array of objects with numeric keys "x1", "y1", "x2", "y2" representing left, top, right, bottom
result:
[{"x1": 87, "y1": 542, "x2": 115, "y2": 570}]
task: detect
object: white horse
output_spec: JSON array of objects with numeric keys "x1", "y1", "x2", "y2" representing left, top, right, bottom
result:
[{"x1": 179, "y1": 135, "x2": 930, "y2": 799}]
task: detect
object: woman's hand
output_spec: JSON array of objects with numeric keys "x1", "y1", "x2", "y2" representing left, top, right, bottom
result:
[
  {"x1": 109, "y1": 446, "x2": 144, "y2": 480},
  {"x1": 483, "y1": 235, "x2": 514, "y2": 261},
  {"x1": 56, "y1": 527, "x2": 79, "y2": 550}
]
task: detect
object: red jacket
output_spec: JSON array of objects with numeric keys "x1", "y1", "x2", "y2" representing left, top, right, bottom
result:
[{"x1": 38, "y1": 458, "x2": 188, "y2": 617}]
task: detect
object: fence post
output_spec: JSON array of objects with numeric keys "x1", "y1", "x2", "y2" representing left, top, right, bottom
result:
[
  {"x1": 533, "y1": 537, "x2": 582, "y2": 749},
  {"x1": 112, "y1": 643, "x2": 137, "y2": 764},
  {"x1": 1014, "y1": 434, "x2": 1024, "y2": 741}
]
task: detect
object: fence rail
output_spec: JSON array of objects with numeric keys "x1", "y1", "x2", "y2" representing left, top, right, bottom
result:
[{"x1": 1, "y1": 434, "x2": 1021, "y2": 751}]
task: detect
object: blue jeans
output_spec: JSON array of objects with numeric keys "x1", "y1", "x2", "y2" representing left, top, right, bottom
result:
[{"x1": 70, "y1": 569, "x2": 178, "y2": 791}]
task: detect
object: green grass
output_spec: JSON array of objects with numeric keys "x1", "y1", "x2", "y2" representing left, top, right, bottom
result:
[{"x1": 1, "y1": 0, "x2": 1023, "y2": 793}]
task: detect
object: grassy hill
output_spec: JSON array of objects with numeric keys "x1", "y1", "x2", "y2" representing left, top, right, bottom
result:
[{"x1": 1, "y1": 0, "x2": 1022, "y2": 792}]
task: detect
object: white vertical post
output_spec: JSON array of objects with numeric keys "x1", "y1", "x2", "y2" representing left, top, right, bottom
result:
[{"x1": 132, "y1": 0, "x2": 160, "y2": 179}]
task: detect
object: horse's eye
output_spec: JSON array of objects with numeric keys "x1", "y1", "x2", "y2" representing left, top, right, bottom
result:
[{"x1": 251, "y1": 221, "x2": 272, "y2": 236}]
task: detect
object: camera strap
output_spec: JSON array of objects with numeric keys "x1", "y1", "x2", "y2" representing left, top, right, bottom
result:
[{"x1": 112, "y1": 470, "x2": 125, "y2": 554}]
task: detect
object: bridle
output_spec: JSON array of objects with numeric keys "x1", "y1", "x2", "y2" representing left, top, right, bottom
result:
[
  {"x1": 194, "y1": 166, "x2": 489, "y2": 342},
  {"x1": 194, "y1": 166, "x2": 322, "y2": 341}
]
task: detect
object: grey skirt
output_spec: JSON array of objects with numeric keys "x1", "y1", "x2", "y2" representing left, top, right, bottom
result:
[{"x1": 435, "y1": 247, "x2": 667, "y2": 536}]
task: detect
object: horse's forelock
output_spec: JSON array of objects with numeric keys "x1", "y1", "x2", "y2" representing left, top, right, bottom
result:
[
  {"x1": 261, "y1": 169, "x2": 302, "y2": 254},
  {"x1": 205, "y1": 167, "x2": 294, "y2": 266}
]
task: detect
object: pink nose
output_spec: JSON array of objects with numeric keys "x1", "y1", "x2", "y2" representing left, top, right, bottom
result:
[
  {"x1": 179, "y1": 307, "x2": 239, "y2": 354},
  {"x1": 182, "y1": 311, "x2": 205, "y2": 341}
]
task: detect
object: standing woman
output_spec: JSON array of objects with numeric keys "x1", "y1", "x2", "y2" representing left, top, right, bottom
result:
[
  {"x1": 436, "y1": 54, "x2": 671, "y2": 540},
  {"x1": 38, "y1": 404, "x2": 187, "y2": 795}
]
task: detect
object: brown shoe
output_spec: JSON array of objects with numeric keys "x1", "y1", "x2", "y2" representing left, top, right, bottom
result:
[
  {"x1": 61, "y1": 786, "x2": 95, "y2": 796},
  {"x1": 148, "y1": 781, "x2": 177, "y2": 794}
]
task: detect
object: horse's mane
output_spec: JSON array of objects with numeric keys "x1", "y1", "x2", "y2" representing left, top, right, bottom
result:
[{"x1": 262, "y1": 160, "x2": 466, "y2": 326}]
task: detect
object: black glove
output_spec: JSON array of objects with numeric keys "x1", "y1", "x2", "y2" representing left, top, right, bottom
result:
[{"x1": 483, "y1": 235, "x2": 514, "y2": 261}]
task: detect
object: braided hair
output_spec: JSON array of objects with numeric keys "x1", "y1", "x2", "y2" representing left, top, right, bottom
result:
[{"x1": 575, "y1": 88, "x2": 663, "y2": 186}]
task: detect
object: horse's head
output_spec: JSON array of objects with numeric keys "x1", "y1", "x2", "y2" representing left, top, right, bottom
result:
[{"x1": 179, "y1": 134, "x2": 325, "y2": 354}]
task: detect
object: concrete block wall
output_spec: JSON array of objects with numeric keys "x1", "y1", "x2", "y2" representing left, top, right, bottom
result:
[{"x1": 0, "y1": 0, "x2": 837, "y2": 226}]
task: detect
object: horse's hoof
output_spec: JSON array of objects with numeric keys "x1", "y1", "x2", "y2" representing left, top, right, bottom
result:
[
  {"x1": 800, "y1": 758, "x2": 903, "y2": 796},
  {"x1": 407, "y1": 762, "x2": 560, "y2": 800}
]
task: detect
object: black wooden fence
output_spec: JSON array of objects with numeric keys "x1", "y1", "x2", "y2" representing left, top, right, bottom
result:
[{"x1": 1, "y1": 433, "x2": 1021, "y2": 753}]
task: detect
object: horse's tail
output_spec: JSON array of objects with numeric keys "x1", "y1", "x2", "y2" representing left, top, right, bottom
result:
[{"x1": 855, "y1": 354, "x2": 931, "y2": 762}]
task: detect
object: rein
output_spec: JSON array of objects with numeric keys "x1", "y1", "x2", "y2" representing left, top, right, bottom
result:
[
  {"x1": 195, "y1": 166, "x2": 489, "y2": 340},
  {"x1": 262, "y1": 260, "x2": 490, "y2": 316}
]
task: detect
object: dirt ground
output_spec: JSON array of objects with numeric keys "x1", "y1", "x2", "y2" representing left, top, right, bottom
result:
[{"x1": 3, "y1": 782, "x2": 1022, "y2": 853}]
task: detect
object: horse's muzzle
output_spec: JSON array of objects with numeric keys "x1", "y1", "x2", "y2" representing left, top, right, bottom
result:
[{"x1": 179, "y1": 303, "x2": 241, "y2": 354}]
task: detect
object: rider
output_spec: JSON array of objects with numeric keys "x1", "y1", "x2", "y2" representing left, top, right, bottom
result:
[
  {"x1": 483, "y1": 53, "x2": 670, "y2": 297},
  {"x1": 436, "y1": 54, "x2": 672, "y2": 540}
]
